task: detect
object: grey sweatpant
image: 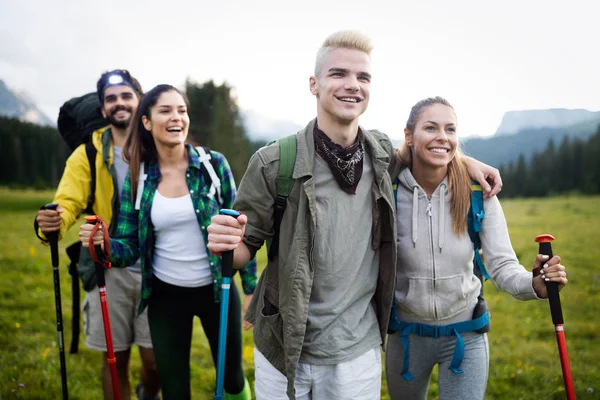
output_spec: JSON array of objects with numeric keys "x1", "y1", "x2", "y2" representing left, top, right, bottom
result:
[{"x1": 385, "y1": 331, "x2": 489, "y2": 400}]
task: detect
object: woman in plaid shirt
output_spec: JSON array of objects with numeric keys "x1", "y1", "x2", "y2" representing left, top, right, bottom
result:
[{"x1": 80, "y1": 84, "x2": 256, "y2": 400}]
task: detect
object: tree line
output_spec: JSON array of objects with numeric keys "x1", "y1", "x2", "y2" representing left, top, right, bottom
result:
[
  {"x1": 2, "y1": 81, "x2": 599, "y2": 199},
  {"x1": 0, "y1": 80, "x2": 265, "y2": 189},
  {"x1": 498, "y1": 125, "x2": 600, "y2": 198}
]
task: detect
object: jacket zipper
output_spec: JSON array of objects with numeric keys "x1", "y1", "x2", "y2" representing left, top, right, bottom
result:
[{"x1": 426, "y1": 197, "x2": 437, "y2": 320}]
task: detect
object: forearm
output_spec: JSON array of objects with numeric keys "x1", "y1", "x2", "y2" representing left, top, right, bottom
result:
[
  {"x1": 239, "y1": 257, "x2": 258, "y2": 295},
  {"x1": 110, "y1": 237, "x2": 140, "y2": 268},
  {"x1": 233, "y1": 242, "x2": 252, "y2": 269},
  {"x1": 480, "y1": 197, "x2": 537, "y2": 299}
]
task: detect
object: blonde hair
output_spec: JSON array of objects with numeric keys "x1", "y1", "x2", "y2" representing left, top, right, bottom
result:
[
  {"x1": 397, "y1": 97, "x2": 471, "y2": 235},
  {"x1": 314, "y1": 30, "x2": 373, "y2": 77}
]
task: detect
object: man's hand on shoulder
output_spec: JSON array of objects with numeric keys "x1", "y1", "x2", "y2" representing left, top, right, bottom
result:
[{"x1": 463, "y1": 156, "x2": 503, "y2": 199}]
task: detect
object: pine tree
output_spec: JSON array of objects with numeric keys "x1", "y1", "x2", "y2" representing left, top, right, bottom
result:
[{"x1": 185, "y1": 79, "x2": 252, "y2": 182}]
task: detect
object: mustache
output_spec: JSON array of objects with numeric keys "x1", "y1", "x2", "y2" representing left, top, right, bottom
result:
[{"x1": 110, "y1": 105, "x2": 133, "y2": 116}]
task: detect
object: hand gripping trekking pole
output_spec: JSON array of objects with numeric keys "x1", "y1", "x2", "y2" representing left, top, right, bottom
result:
[
  {"x1": 85, "y1": 216, "x2": 120, "y2": 400},
  {"x1": 41, "y1": 203, "x2": 69, "y2": 400},
  {"x1": 535, "y1": 234, "x2": 575, "y2": 400},
  {"x1": 214, "y1": 209, "x2": 240, "y2": 400}
]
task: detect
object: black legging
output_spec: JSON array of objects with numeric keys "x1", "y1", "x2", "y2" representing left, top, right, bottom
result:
[{"x1": 148, "y1": 275, "x2": 244, "y2": 400}]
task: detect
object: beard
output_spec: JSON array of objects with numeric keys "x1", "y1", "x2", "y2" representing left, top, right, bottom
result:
[{"x1": 105, "y1": 105, "x2": 133, "y2": 129}]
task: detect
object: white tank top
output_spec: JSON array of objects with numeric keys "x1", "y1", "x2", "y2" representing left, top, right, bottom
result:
[{"x1": 150, "y1": 190, "x2": 212, "y2": 287}]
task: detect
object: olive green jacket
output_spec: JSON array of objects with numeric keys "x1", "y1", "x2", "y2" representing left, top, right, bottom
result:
[{"x1": 235, "y1": 119, "x2": 397, "y2": 399}]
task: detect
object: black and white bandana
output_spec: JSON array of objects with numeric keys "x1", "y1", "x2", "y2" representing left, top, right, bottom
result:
[{"x1": 314, "y1": 123, "x2": 364, "y2": 194}]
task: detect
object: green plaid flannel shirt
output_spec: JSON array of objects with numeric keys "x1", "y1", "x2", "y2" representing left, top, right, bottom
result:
[{"x1": 110, "y1": 144, "x2": 257, "y2": 316}]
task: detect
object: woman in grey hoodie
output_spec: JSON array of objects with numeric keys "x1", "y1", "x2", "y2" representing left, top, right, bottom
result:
[{"x1": 385, "y1": 97, "x2": 568, "y2": 400}]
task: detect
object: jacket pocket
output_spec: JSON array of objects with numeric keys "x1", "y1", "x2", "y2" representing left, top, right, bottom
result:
[{"x1": 259, "y1": 284, "x2": 284, "y2": 349}]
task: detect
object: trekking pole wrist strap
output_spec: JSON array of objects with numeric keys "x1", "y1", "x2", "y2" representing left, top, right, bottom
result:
[
  {"x1": 86, "y1": 215, "x2": 111, "y2": 269},
  {"x1": 33, "y1": 218, "x2": 49, "y2": 243}
]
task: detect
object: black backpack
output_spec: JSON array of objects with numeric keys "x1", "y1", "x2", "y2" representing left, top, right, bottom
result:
[
  {"x1": 57, "y1": 92, "x2": 108, "y2": 214},
  {"x1": 57, "y1": 92, "x2": 106, "y2": 151}
]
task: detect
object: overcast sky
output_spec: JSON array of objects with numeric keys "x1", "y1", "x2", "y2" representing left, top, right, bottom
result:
[{"x1": 1, "y1": 0, "x2": 598, "y2": 140}]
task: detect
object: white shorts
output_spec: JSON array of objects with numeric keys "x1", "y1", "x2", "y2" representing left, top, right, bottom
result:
[
  {"x1": 254, "y1": 346, "x2": 382, "y2": 400},
  {"x1": 83, "y1": 267, "x2": 152, "y2": 352}
]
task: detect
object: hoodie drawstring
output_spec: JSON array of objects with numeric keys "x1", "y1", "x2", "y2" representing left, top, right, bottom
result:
[
  {"x1": 438, "y1": 183, "x2": 446, "y2": 252},
  {"x1": 412, "y1": 187, "x2": 419, "y2": 247}
]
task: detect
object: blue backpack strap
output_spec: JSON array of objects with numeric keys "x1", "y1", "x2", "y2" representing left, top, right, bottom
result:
[{"x1": 468, "y1": 181, "x2": 490, "y2": 281}]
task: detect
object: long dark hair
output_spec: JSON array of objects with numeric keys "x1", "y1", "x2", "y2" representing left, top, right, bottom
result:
[{"x1": 123, "y1": 84, "x2": 189, "y2": 198}]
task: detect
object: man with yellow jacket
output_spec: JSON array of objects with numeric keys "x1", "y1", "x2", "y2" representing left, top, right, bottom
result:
[{"x1": 35, "y1": 70, "x2": 160, "y2": 400}]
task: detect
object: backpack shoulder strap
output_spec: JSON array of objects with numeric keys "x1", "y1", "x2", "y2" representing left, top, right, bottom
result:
[
  {"x1": 196, "y1": 146, "x2": 223, "y2": 207},
  {"x1": 268, "y1": 134, "x2": 297, "y2": 260},
  {"x1": 276, "y1": 135, "x2": 297, "y2": 197},
  {"x1": 134, "y1": 162, "x2": 148, "y2": 211},
  {"x1": 84, "y1": 141, "x2": 97, "y2": 214},
  {"x1": 468, "y1": 181, "x2": 490, "y2": 281}
]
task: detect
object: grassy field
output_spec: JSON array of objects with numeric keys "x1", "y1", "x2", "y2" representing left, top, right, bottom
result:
[{"x1": 0, "y1": 187, "x2": 598, "y2": 399}]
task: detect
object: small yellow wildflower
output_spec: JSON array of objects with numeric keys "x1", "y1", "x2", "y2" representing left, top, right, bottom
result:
[{"x1": 42, "y1": 347, "x2": 51, "y2": 360}]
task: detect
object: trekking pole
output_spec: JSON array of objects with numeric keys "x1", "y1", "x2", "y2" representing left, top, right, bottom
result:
[
  {"x1": 214, "y1": 209, "x2": 240, "y2": 400},
  {"x1": 85, "y1": 216, "x2": 120, "y2": 400},
  {"x1": 535, "y1": 234, "x2": 576, "y2": 400},
  {"x1": 41, "y1": 203, "x2": 69, "y2": 400},
  {"x1": 65, "y1": 242, "x2": 81, "y2": 354}
]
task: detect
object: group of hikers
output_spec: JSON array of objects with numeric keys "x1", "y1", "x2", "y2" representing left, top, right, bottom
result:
[{"x1": 35, "y1": 30, "x2": 568, "y2": 400}]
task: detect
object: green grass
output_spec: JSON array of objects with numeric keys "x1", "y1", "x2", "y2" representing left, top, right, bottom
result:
[{"x1": 0, "y1": 188, "x2": 598, "y2": 399}]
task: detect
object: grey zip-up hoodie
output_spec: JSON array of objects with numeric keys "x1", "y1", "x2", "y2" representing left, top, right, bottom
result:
[{"x1": 394, "y1": 167, "x2": 539, "y2": 326}]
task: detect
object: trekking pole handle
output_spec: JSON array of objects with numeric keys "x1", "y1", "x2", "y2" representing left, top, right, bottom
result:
[
  {"x1": 41, "y1": 203, "x2": 60, "y2": 266},
  {"x1": 535, "y1": 234, "x2": 564, "y2": 325},
  {"x1": 85, "y1": 217, "x2": 106, "y2": 287},
  {"x1": 219, "y1": 209, "x2": 240, "y2": 279}
]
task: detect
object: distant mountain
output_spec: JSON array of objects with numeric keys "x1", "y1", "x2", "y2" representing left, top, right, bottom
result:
[
  {"x1": 495, "y1": 108, "x2": 600, "y2": 136},
  {"x1": 462, "y1": 110, "x2": 600, "y2": 168},
  {"x1": 0, "y1": 80, "x2": 54, "y2": 126},
  {"x1": 242, "y1": 110, "x2": 303, "y2": 143}
]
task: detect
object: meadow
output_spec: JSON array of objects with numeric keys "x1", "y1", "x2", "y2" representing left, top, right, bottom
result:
[{"x1": 0, "y1": 187, "x2": 598, "y2": 399}]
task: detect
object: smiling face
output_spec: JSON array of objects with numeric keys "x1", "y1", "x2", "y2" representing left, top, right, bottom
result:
[
  {"x1": 405, "y1": 103, "x2": 458, "y2": 173},
  {"x1": 101, "y1": 85, "x2": 139, "y2": 128},
  {"x1": 142, "y1": 90, "x2": 190, "y2": 148},
  {"x1": 310, "y1": 47, "x2": 371, "y2": 128}
]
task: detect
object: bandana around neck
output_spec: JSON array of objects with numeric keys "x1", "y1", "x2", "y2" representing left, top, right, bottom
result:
[{"x1": 313, "y1": 123, "x2": 364, "y2": 194}]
